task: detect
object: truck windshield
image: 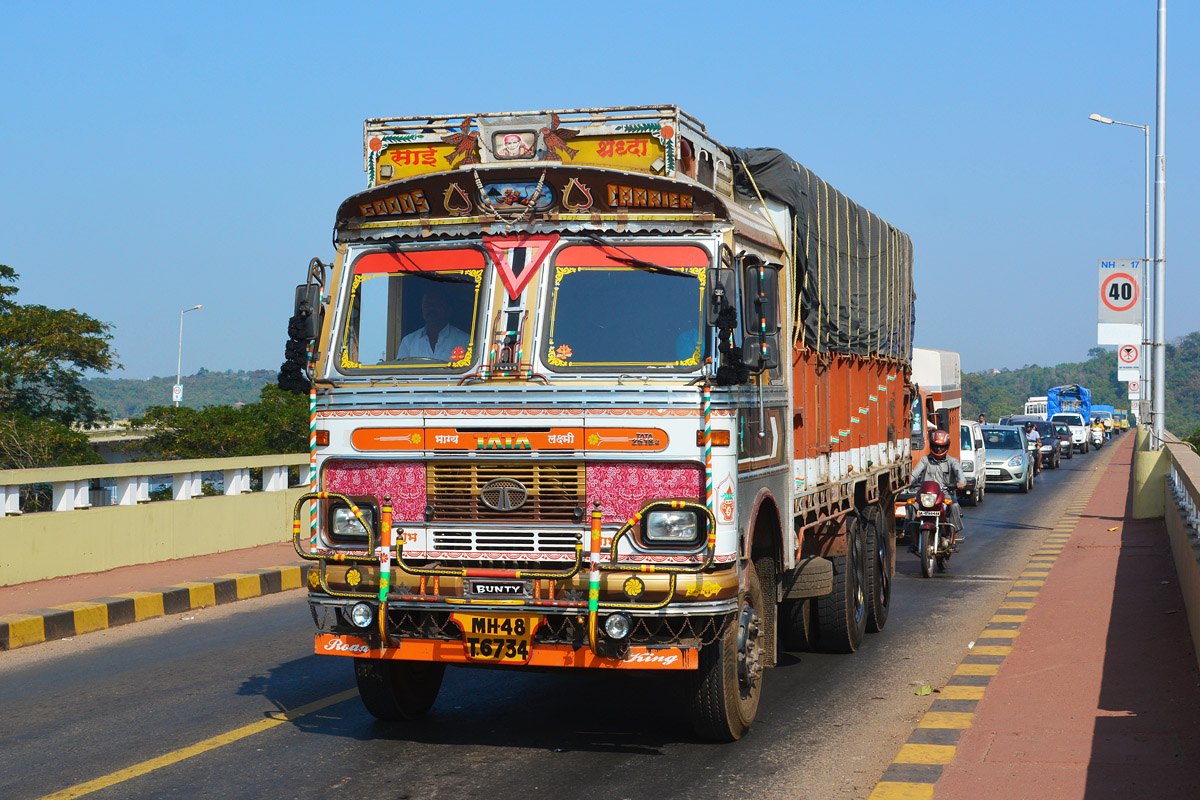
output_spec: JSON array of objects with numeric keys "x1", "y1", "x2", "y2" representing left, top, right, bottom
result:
[
  {"x1": 545, "y1": 244, "x2": 707, "y2": 370},
  {"x1": 339, "y1": 248, "x2": 484, "y2": 372}
]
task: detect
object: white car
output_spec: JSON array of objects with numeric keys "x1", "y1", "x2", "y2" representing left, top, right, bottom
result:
[
  {"x1": 1050, "y1": 412, "x2": 1089, "y2": 453},
  {"x1": 959, "y1": 421, "x2": 987, "y2": 505}
]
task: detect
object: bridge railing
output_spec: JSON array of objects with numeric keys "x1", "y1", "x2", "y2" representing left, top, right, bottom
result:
[
  {"x1": 1162, "y1": 432, "x2": 1200, "y2": 672},
  {"x1": 0, "y1": 454, "x2": 310, "y2": 586}
]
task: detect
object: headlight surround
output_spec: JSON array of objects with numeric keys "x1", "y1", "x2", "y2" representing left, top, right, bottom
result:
[
  {"x1": 642, "y1": 508, "x2": 703, "y2": 546},
  {"x1": 919, "y1": 492, "x2": 939, "y2": 508}
]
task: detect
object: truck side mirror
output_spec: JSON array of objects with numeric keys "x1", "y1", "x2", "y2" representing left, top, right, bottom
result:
[
  {"x1": 292, "y1": 283, "x2": 323, "y2": 341},
  {"x1": 740, "y1": 257, "x2": 780, "y2": 337},
  {"x1": 706, "y1": 265, "x2": 736, "y2": 326},
  {"x1": 742, "y1": 333, "x2": 780, "y2": 370}
]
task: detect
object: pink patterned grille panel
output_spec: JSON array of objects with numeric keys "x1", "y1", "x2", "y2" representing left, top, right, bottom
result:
[
  {"x1": 323, "y1": 460, "x2": 426, "y2": 522},
  {"x1": 586, "y1": 462, "x2": 703, "y2": 524}
]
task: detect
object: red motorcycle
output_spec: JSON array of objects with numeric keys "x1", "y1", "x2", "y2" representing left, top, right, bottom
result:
[{"x1": 898, "y1": 480, "x2": 958, "y2": 578}]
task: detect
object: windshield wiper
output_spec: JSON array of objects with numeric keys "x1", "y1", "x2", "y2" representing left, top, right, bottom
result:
[{"x1": 582, "y1": 233, "x2": 697, "y2": 279}]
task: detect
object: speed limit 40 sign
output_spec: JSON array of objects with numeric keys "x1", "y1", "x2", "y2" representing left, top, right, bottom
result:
[{"x1": 1098, "y1": 259, "x2": 1144, "y2": 324}]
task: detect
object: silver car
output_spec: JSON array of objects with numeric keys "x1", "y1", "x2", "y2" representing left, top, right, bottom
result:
[{"x1": 981, "y1": 425, "x2": 1035, "y2": 493}]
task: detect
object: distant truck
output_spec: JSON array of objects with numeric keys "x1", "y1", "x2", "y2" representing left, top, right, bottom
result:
[
  {"x1": 1023, "y1": 396, "x2": 1048, "y2": 419},
  {"x1": 281, "y1": 106, "x2": 920, "y2": 741},
  {"x1": 1092, "y1": 404, "x2": 1116, "y2": 434},
  {"x1": 1047, "y1": 384, "x2": 1091, "y2": 424},
  {"x1": 910, "y1": 348, "x2": 962, "y2": 465}
]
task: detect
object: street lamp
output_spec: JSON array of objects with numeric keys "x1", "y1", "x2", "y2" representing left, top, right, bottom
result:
[
  {"x1": 175, "y1": 304, "x2": 203, "y2": 406},
  {"x1": 1088, "y1": 112, "x2": 1151, "y2": 425}
]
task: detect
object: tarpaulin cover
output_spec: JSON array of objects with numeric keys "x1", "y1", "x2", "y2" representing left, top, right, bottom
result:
[
  {"x1": 1047, "y1": 384, "x2": 1092, "y2": 423},
  {"x1": 731, "y1": 147, "x2": 914, "y2": 362}
]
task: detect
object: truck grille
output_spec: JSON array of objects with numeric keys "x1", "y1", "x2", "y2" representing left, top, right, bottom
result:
[
  {"x1": 430, "y1": 527, "x2": 581, "y2": 554},
  {"x1": 427, "y1": 461, "x2": 585, "y2": 523}
]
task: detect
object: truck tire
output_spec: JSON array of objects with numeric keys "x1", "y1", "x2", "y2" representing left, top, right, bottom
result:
[
  {"x1": 816, "y1": 518, "x2": 868, "y2": 653},
  {"x1": 686, "y1": 563, "x2": 764, "y2": 741},
  {"x1": 354, "y1": 659, "x2": 445, "y2": 721},
  {"x1": 864, "y1": 506, "x2": 892, "y2": 633}
]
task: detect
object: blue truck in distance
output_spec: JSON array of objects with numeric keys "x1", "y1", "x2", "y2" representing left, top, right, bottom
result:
[{"x1": 1047, "y1": 385, "x2": 1092, "y2": 424}]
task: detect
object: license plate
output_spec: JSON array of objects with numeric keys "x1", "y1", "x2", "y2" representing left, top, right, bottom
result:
[
  {"x1": 450, "y1": 612, "x2": 541, "y2": 664},
  {"x1": 986, "y1": 469, "x2": 1001, "y2": 477},
  {"x1": 918, "y1": 510, "x2": 941, "y2": 516}
]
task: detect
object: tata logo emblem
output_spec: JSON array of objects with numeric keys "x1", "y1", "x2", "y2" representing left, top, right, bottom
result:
[{"x1": 479, "y1": 478, "x2": 528, "y2": 512}]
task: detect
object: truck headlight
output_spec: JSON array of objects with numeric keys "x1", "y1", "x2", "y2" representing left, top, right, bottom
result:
[
  {"x1": 331, "y1": 505, "x2": 375, "y2": 537},
  {"x1": 644, "y1": 509, "x2": 701, "y2": 544},
  {"x1": 961, "y1": 461, "x2": 973, "y2": 472},
  {"x1": 350, "y1": 602, "x2": 374, "y2": 628}
]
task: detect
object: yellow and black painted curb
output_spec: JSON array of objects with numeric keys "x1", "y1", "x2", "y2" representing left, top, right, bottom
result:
[
  {"x1": 0, "y1": 564, "x2": 310, "y2": 652},
  {"x1": 868, "y1": 457, "x2": 1111, "y2": 800}
]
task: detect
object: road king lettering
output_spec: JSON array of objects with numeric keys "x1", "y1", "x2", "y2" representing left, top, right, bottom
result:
[
  {"x1": 301, "y1": 106, "x2": 921, "y2": 741},
  {"x1": 623, "y1": 651, "x2": 679, "y2": 666},
  {"x1": 324, "y1": 638, "x2": 371, "y2": 654}
]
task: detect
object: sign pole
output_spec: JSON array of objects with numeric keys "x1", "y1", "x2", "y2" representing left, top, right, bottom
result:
[{"x1": 1151, "y1": 0, "x2": 1167, "y2": 447}]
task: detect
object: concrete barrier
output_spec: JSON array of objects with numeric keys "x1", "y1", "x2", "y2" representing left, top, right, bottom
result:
[
  {"x1": 0, "y1": 454, "x2": 309, "y2": 586},
  {"x1": 1133, "y1": 427, "x2": 1169, "y2": 519}
]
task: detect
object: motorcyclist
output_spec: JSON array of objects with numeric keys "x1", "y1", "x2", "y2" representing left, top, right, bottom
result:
[
  {"x1": 908, "y1": 429, "x2": 966, "y2": 552},
  {"x1": 1025, "y1": 422, "x2": 1042, "y2": 473}
]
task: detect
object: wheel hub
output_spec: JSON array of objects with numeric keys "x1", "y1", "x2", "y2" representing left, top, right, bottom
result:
[{"x1": 736, "y1": 599, "x2": 762, "y2": 691}]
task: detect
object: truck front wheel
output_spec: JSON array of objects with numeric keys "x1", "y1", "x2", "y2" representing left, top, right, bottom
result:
[
  {"x1": 354, "y1": 658, "x2": 445, "y2": 721},
  {"x1": 686, "y1": 563, "x2": 764, "y2": 741}
]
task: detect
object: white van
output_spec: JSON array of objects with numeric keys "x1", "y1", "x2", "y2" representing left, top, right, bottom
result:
[{"x1": 959, "y1": 420, "x2": 987, "y2": 505}]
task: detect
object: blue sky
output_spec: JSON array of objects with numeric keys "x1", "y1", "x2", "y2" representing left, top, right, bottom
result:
[{"x1": 1, "y1": 1, "x2": 1194, "y2": 379}]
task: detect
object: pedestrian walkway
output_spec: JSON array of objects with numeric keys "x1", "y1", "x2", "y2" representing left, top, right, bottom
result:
[
  {"x1": 870, "y1": 433, "x2": 1200, "y2": 799},
  {"x1": 0, "y1": 542, "x2": 306, "y2": 650}
]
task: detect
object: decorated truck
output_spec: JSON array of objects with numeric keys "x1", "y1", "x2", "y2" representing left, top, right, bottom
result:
[
  {"x1": 909, "y1": 347, "x2": 962, "y2": 465},
  {"x1": 280, "y1": 106, "x2": 916, "y2": 741}
]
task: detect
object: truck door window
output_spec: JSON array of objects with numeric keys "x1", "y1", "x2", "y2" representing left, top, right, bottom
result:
[
  {"x1": 545, "y1": 244, "x2": 707, "y2": 371},
  {"x1": 339, "y1": 249, "x2": 484, "y2": 372}
]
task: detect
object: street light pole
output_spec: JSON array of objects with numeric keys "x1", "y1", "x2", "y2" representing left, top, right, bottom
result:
[
  {"x1": 1152, "y1": 0, "x2": 1167, "y2": 447},
  {"x1": 175, "y1": 304, "x2": 203, "y2": 406},
  {"x1": 1088, "y1": 113, "x2": 1152, "y2": 424}
]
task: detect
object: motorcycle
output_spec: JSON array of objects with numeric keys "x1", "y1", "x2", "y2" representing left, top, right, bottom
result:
[
  {"x1": 898, "y1": 480, "x2": 958, "y2": 578},
  {"x1": 1027, "y1": 437, "x2": 1043, "y2": 475},
  {"x1": 1090, "y1": 426, "x2": 1106, "y2": 449}
]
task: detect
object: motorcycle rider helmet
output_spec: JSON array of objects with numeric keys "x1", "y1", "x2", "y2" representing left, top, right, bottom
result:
[{"x1": 929, "y1": 429, "x2": 951, "y2": 459}]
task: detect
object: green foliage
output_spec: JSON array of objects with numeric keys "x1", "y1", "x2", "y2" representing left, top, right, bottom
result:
[
  {"x1": 0, "y1": 413, "x2": 104, "y2": 470},
  {"x1": 964, "y1": 336, "x2": 1200, "y2": 435},
  {"x1": 0, "y1": 265, "x2": 116, "y2": 469},
  {"x1": 130, "y1": 383, "x2": 308, "y2": 460},
  {"x1": 84, "y1": 369, "x2": 277, "y2": 419},
  {"x1": 0, "y1": 265, "x2": 117, "y2": 427}
]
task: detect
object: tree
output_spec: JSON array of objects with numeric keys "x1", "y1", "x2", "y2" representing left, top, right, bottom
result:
[
  {"x1": 0, "y1": 265, "x2": 118, "y2": 427},
  {"x1": 130, "y1": 383, "x2": 309, "y2": 460},
  {"x1": 0, "y1": 265, "x2": 118, "y2": 469}
]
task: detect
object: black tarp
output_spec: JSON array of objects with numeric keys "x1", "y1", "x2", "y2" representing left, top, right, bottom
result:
[{"x1": 730, "y1": 147, "x2": 914, "y2": 362}]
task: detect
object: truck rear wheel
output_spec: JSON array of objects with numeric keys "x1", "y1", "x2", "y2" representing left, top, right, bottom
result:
[
  {"x1": 864, "y1": 507, "x2": 892, "y2": 633},
  {"x1": 816, "y1": 517, "x2": 868, "y2": 653},
  {"x1": 686, "y1": 564, "x2": 764, "y2": 741},
  {"x1": 354, "y1": 658, "x2": 446, "y2": 721}
]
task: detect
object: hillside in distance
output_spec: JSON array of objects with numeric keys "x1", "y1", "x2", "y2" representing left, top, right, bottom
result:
[
  {"x1": 962, "y1": 332, "x2": 1200, "y2": 437},
  {"x1": 85, "y1": 368, "x2": 277, "y2": 418}
]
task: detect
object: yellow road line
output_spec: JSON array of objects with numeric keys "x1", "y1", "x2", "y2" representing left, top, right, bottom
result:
[
  {"x1": 999, "y1": 601, "x2": 1035, "y2": 609},
  {"x1": 954, "y1": 663, "x2": 1000, "y2": 675},
  {"x1": 36, "y1": 689, "x2": 358, "y2": 800},
  {"x1": 918, "y1": 711, "x2": 974, "y2": 728},
  {"x1": 868, "y1": 782, "x2": 934, "y2": 799},
  {"x1": 939, "y1": 685, "x2": 986, "y2": 699},
  {"x1": 895, "y1": 743, "x2": 957, "y2": 764},
  {"x1": 115, "y1": 592, "x2": 166, "y2": 621},
  {"x1": 971, "y1": 645, "x2": 1013, "y2": 656}
]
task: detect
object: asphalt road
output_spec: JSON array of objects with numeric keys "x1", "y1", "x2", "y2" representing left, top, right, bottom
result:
[{"x1": 0, "y1": 443, "x2": 1118, "y2": 800}]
